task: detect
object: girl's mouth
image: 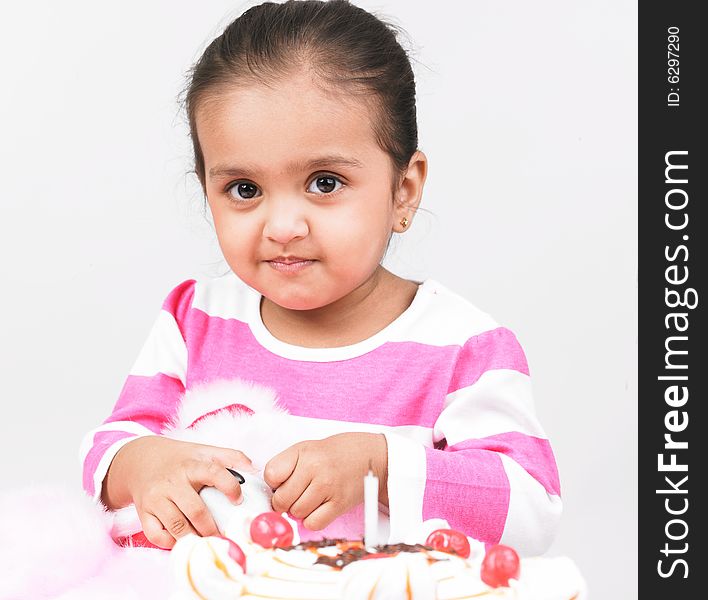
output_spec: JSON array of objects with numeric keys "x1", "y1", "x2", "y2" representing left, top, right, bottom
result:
[{"x1": 266, "y1": 258, "x2": 315, "y2": 273}]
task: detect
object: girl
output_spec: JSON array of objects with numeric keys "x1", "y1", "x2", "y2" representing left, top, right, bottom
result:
[{"x1": 81, "y1": 0, "x2": 561, "y2": 555}]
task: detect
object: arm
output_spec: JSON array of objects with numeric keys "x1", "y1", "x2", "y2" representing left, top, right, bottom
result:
[
  {"x1": 79, "y1": 279, "x2": 253, "y2": 548},
  {"x1": 79, "y1": 280, "x2": 195, "y2": 504},
  {"x1": 383, "y1": 327, "x2": 562, "y2": 556}
]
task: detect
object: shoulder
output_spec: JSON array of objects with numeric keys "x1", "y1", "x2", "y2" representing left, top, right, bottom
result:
[
  {"x1": 402, "y1": 278, "x2": 505, "y2": 347},
  {"x1": 416, "y1": 280, "x2": 530, "y2": 374},
  {"x1": 160, "y1": 271, "x2": 257, "y2": 325}
]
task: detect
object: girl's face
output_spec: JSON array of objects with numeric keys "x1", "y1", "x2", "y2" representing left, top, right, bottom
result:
[{"x1": 198, "y1": 72, "x2": 422, "y2": 311}]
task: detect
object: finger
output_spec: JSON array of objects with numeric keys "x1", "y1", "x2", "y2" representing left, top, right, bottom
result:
[
  {"x1": 263, "y1": 445, "x2": 300, "y2": 489},
  {"x1": 187, "y1": 460, "x2": 244, "y2": 505},
  {"x1": 140, "y1": 510, "x2": 176, "y2": 549},
  {"x1": 302, "y1": 500, "x2": 341, "y2": 532},
  {"x1": 154, "y1": 497, "x2": 199, "y2": 541},
  {"x1": 287, "y1": 482, "x2": 326, "y2": 521},
  {"x1": 170, "y1": 488, "x2": 220, "y2": 537},
  {"x1": 270, "y1": 465, "x2": 312, "y2": 514},
  {"x1": 207, "y1": 447, "x2": 258, "y2": 474}
]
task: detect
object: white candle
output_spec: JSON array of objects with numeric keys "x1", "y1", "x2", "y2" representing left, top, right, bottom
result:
[{"x1": 364, "y1": 468, "x2": 379, "y2": 548}]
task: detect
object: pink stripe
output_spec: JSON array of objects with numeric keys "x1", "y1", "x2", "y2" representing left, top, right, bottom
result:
[
  {"x1": 448, "y1": 432, "x2": 561, "y2": 496},
  {"x1": 106, "y1": 373, "x2": 184, "y2": 431},
  {"x1": 185, "y1": 310, "x2": 453, "y2": 426},
  {"x1": 162, "y1": 279, "x2": 196, "y2": 340},
  {"x1": 184, "y1": 311, "x2": 528, "y2": 429},
  {"x1": 448, "y1": 327, "x2": 529, "y2": 394},
  {"x1": 423, "y1": 447, "x2": 509, "y2": 544},
  {"x1": 82, "y1": 430, "x2": 135, "y2": 497}
]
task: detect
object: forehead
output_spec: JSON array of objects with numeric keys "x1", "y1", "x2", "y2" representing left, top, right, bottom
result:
[{"x1": 196, "y1": 75, "x2": 383, "y2": 177}]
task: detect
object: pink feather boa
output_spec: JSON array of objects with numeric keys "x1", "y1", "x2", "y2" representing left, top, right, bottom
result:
[{"x1": 0, "y1": 485, "x2": 171, "y2": 599}]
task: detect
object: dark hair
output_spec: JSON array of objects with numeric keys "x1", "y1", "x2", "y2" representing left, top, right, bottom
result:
[{"x1": 181, "y1": 0, "x2": 418, "y2": 196}]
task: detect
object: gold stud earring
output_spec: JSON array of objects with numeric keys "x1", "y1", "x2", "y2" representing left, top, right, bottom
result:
[{"x1": 400, "y1": 217, "x2": 409, "y2": 229}]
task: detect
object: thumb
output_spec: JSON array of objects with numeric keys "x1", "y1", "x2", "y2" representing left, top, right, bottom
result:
[{"x1": 263, "y1": 445, "x2": 299, "y2": 490}]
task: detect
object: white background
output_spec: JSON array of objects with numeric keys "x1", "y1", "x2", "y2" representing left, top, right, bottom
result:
[{"x1": 0, "y1": 1, "x2": 636, "y2": 598}]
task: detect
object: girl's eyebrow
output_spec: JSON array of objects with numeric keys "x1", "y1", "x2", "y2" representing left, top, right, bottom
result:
[{"x1": 208, "y1": 155, "x2": 364, "y2": 180}]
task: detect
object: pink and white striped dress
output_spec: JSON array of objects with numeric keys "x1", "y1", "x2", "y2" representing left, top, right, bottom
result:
[{"x1": 80, "y1": 272, "x2": 561, "y2": 555}]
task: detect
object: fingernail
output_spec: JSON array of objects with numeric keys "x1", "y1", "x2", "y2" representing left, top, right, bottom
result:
[{"x1": 226, "y1": 468, "x2": 245, "y2": 484}]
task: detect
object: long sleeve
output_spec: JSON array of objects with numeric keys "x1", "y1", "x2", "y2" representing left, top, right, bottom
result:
[
  {"x1": 79, "y1": 280, "x2": 195, "y2": 502},
  {"x1": 383, "y1": 327, "x2": 562, "y2": 556}
]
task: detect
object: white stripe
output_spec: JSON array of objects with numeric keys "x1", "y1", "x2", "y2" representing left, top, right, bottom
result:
[
  {"x1": 435, "y1": 370, "x2": 544, "y2": 446},
  {"x1": 192, "y1": 272, "x2": 501, "y2": 348},
  {"x1": 191, "y1": 273, "x2": 254, "y2": 322},
  {"x1": 388, "y1": 280, "x2": 499, "y2": 347},
  {"x1": 498, "y1": 454, "x2": 562, "y2": 556},
  {"x1": 382, "y1": 431, "x2": 427, "y2": 543},
  {"x1": 129, "y1": 310, "x2": 187, "y2": 385},
  {"x1": 78, "y1": 421, "x2": 157, "y2": 465}
]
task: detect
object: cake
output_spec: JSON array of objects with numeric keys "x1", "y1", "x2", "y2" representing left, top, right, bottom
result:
[
  {"x1": 169, "y1": 513, "x2": 587, "y2": 599},
  {"x1": 107, "y1": 380, "x2": 586, "y2": 598}
]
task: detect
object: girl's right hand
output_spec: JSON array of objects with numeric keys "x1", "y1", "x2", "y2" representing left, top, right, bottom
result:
[{"x1": 102, "y1": 435, "x2": 254, "y2": 549}]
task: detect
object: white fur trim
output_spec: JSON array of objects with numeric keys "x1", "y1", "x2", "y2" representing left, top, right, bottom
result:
[
  {"x1": 109, "y1": 379, "x2": 405, "y2": 543},
  {"x1": 111, "y1": 504, "x2": 143, "y2": 538},
  {"x1": 165, "y1": 411, "x2": 300, "y2": 472},
  {"x1": 164, "y1": 378, "x2": 286, "y2": 432}
]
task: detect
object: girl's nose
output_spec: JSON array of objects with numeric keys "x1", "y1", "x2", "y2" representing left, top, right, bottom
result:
[{"x1": 262, "y1": 201, "x2": 309, "y2": 244}]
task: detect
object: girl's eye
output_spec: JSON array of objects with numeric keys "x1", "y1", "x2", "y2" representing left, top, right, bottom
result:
[
  {"x1": 307, "y1": 175, "x2": 344, "y2": 195},
  {"x1": 226, "y1": 181, "x2": 261, "y2": 202},
  {"x1": 224, "y1": 175, "x2": 343, "y2": 203}
]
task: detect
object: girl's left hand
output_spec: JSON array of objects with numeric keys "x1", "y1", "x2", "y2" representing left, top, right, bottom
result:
[{"x1": 263, "y1": 432, "x2": 388, "y2": 531}]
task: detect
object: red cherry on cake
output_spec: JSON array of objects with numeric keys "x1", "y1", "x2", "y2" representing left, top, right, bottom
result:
[
  {"x1": 249, "y1": 512, "x2": 295, "y2": 548},
  {"x1": 480, "y1": 544, "x2": 521, "y2": 587},
  {"x1": 215, "y1": 536, "x2": 247, "y2": 572},
  {"x1": 425, "y1": 528, "x2": 471, "y2": 558}
]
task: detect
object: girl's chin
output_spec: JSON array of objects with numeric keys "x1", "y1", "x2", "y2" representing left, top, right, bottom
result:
[
  {"x1": 266, "y1": 293, "x2": 328, "y2": 312},
  {"x1": 254, "y1": 279, "x2": 313, "y2": 308}
]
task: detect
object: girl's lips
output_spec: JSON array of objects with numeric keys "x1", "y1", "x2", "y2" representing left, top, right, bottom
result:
[
  {"x1": 270, "y1": 255, "x2": 309, "y2": 262},
  {"x1": 266, "y1": 259, "x2": 315, "y2": 273}
]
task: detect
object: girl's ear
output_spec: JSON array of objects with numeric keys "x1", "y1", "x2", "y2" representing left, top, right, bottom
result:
[{"x1": 393, "y1": 150, "x2": 428, "y2": 233}]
